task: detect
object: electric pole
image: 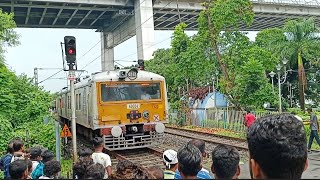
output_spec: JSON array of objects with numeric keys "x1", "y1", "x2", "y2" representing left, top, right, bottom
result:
[{"x1": 34, "y1": 68, "x2": 38, "y2": 86}]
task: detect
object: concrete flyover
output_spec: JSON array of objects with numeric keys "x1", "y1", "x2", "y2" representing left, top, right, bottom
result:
[{"x1": 1, "y1": 0, "x2": 319, "y2": 70}]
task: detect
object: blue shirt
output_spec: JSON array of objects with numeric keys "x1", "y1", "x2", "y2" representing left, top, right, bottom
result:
[
  {"x1": 1, "y1": 154, "x2": 13, "y2": 179},
  {"x1": 174, "y1": 168, "x2": 213, "y2": 179},
  {"x1": 31, "y1": 161, "x2": 44, "y2": 179}
]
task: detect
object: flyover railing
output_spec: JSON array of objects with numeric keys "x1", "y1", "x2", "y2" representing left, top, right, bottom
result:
[{"x1": 251, "y1": 0, "x2": 320, "y2": 6}]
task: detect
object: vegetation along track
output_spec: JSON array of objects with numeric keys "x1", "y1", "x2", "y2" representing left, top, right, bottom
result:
[{"x1": 165, "y1": 126, "x2": 248, "y2": 150}]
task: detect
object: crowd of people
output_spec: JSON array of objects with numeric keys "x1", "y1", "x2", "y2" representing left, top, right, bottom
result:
[{"x1": 0, "y1": 111, "x2": 317, "y2": 179}]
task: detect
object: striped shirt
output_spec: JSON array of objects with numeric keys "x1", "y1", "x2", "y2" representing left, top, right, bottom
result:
[{"x1": 174, "y1": 168, "x2": 213, "y2": 179}]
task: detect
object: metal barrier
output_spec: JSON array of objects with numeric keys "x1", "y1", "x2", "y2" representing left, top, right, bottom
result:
[{"x1": 169, "y1": 108, "x2": 277, "y2": 133}]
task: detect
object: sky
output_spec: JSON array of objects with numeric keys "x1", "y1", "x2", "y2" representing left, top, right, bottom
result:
[{"x1": 4, "y1": 28, "x2": 257, "y2": 93}]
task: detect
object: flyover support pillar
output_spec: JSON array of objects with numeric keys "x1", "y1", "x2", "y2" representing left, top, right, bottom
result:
[
  {"x1": 134, "y1": 0, "x2": 155, "y2": 61},
  {"x1": 101, "y1": 31, "x2": 115, "y2": 71}
]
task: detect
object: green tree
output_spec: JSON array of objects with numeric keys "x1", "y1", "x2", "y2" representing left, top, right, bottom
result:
[
  {"x1": 197, "y1": 0, "x2": 255, "y2": 109},
  {"x1": 256, "y1": 18, "x2": 320, "y2": 110},
  {"x1": 0, "y1": 9, "x2": 19, "y2": 65},
  {"x1": 233, "y1": 58, "x2": 276, "y2": 108},
  {"x1": 282, "y1": 18, "x2": 320, "y2": 110}
]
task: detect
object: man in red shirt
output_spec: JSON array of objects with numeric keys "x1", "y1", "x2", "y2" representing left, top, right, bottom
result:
[{"x1": 244, "y1": 110, "x2": 256, "y2": 128}]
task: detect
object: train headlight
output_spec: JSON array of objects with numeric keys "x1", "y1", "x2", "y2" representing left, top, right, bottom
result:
[
  {"x1": 111, "y1": 126, "x2": 122, "y2": 137},
  {"x1": 155, "y1": 122, "x2": 165, "y2": 133}
]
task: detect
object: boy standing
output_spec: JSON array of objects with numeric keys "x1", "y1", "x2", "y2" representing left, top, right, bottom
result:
[{"x1": 91, "y1": 137, "x2": 112, "y2": 178}]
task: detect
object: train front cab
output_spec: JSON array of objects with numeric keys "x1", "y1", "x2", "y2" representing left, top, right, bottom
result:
[{"x1": 96, "y1": 80, "x2": 167, "y2": 150}]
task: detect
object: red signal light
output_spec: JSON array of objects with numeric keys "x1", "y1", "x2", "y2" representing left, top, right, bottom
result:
[{"x1": 68, "y1": 48, "x2": 75, "y2": 55}]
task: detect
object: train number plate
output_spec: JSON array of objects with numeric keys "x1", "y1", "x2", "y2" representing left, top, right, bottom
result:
[{"x1": 127, "y1": 103, "x2": 140, "y2": 109}]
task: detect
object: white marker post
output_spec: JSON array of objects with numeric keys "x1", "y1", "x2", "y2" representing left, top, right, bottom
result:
[{"x1": 68, "y1": 71, "x2": 78, "y2": 163}]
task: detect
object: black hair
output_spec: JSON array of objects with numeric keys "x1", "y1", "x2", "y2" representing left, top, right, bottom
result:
[
  {"x1": 9, "y1": 159, "x2": 28, "y2": 179},
  {"x1": 26, "y1": 159, "x2": 33, "y2": 173},
  {"x1": 41, "y1": 150, "x2": 54, "y2": 163},
  {"x1": 92, "y1": 137, "x2": 103, "y2": 148},
  {"x1": 189, "y1": 139, "x2": 205, "y2": 155},
  {"x1": 211, "y1": 145, "x2": 240, "y2": 179},
  {"x1": 177, "y1": 143, "x2": 202, "y2": 177},
  {"x1": 43, "y1": 160, "x2": 61, "y2": 177},
  {"x1": 307, "y1": 108, "x2": 312, "y2": 112},
  {"x1": 7, "y1": 142, "x2": 14, "y2": 154},
  {"x1": 246, "y1": 110, "x2": 251, "y2": 113},
  {"x1": 73, "y1": 157, "x2": 94, "y2": 179},
  {"x1": 78, "y1": 148, "x2": 93, "y2": 157},
  {"x1": 247, "y1": 113, "x2": 307, "y2": 179},
  {"x1": 148, "y1": 166, "x2": 164, "y2": 179},
  {"x1": 85, "y1": 163, "x2": 105, "y2": 179},
  {"x1": 30, "y1": 147, "x2": 42, "y2": 160},
  {"x1": 13, "y1": 139, "x2": 24, "y2": 152}
]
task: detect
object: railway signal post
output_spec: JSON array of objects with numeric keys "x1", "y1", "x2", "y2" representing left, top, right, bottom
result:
[{"x1": 63, "y1": 36, "x2": 78, "y2": 163}]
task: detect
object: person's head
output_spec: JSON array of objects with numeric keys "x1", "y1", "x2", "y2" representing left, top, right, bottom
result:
[
  {"x1": 211, "y1": 145, "x2": 240, "y2": 179},
  {"x1": 163, "y1": 149, "x2": 178, "y2": 171},
  {"x1": 73, "y1": 157, "x2": 94, "y2": 179},
  {"x1": 41, "y1": 150, "x2": 54, "y2": 163},
  {"x1": 148, "y1": 166, "x2": 164, "y2": 179},
  {"x1": 13, "y1": 139, "x2": 24, "y2": 152},
  {"x1": 247, "y1": 113, "x2": 308, "y2": 179},
  {"x1": 307, "y1": 107, "x2": 312, "y2": 114},
  {"x1": 30, "y1": 147, "x2": 42, "y2": 161},
  {"x1": 26, "y1": 159, "x2": 33, "y2": 175},
  {"x1": 109, "y1": 160, "x2": 154, "y2": 179},
  {"x1": 9, "y1": 159, "x2": 28, "y2": 179},
  {"x1": 78, "y1": 147, "x2": 93, "y2": 158},
  {"x1": 189, "y1": 139, "x2": 206, "y2": 158},
  {"x1": 177, "y1": 143, "x2": 202, "y2": 179},
  {"x1": 85, "y1": 163, "x2": 105, "y2": 179},
  {"x1": 92, "y1": 137, "x2": 104, "y2": 150},
  {"x1": 246, "y1": 110, "x2": 251, "y2": 114},
  {"x1": 7, "y1": 142, "x2": 14, "y2": 154},
  {"x1": 43, "y1": 160, "x2": 61, "y2": 178}
]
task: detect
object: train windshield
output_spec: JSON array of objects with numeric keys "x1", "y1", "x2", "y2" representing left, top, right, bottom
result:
[{"x1": 101, "y1": 83, "x2": 161, "y2": 102}]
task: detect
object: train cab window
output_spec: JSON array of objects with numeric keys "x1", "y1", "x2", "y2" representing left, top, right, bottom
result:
[{"x1": 100, "y1": 83, "x2": 161, "y2": 102}]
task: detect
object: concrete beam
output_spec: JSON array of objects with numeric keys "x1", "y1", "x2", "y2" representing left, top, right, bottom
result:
[
  {"x1": 52, "y1": 5, "x2": 64, "y2": 25},
  {"x1": 153, "y1": 1, "x2": 204, "y2": 11},
  {"x1": 25, "y1": 2, "x2": 32, "y2": 25},
  {"x1": 39, "y1": 3, "x2": 49, "y2": 25},
  {"x1": 78, "y1": 9, "x2": 94, "y2": 26},
  {"x1": 101, "y1": 32, "x2": 115, "y2": 71},
  {"x1": 65, "y1": 5, "x2": 80, "y2": 25},
  {"x1": 253, "y1": 3, "x2": 320, "y2": 16},
  {"x1": 108, "y1": 16, "x2": 136, "y2": 47},
  {"x1": 0, "y1": 3, "x2": 120, "y2": 11},
  {"x1": 135, "y1": 0, "x2": 155, "y2": 60},
  {"x1": 90, "y1": 11, "x2": 106, "y2": 26},
  {"x1": 25, "y1": 0, "x2": 133, "y2": 6}
]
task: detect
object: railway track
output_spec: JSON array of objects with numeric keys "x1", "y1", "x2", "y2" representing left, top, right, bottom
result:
[
  {"x1": 75, "y1": 125, "x2": 249, "y2": 173},
  {"x1": 164, "y1": 126, "x2": 248, "y2": 150}
]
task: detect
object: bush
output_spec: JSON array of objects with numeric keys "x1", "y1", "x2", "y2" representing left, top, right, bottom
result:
[
  {"x1": 0, "y1": 115, "x2": 13, "y2": 154},
  {"x1": 11, "y1": 117, "x2": 56, "y2": 152}
]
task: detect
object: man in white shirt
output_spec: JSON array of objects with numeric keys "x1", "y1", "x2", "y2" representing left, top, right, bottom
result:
[{"x1": 91, "y1": 137, "x2": 112, "y2": 179}]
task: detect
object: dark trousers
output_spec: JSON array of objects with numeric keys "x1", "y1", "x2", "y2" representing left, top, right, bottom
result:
[{"x1": 308, "y1": 130, "x2": 320, "y2": 150}]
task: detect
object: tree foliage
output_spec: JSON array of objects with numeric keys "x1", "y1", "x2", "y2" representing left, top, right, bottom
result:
[
  {"x1": 0, "y1": 10, "x2": 54, "y2": 154},
  {"x1": 256, "y1": 18, "x2": 320, "y2": 109},
  {"x1": 0, "y1": 9, "x2": 19, "y2": 64}
]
